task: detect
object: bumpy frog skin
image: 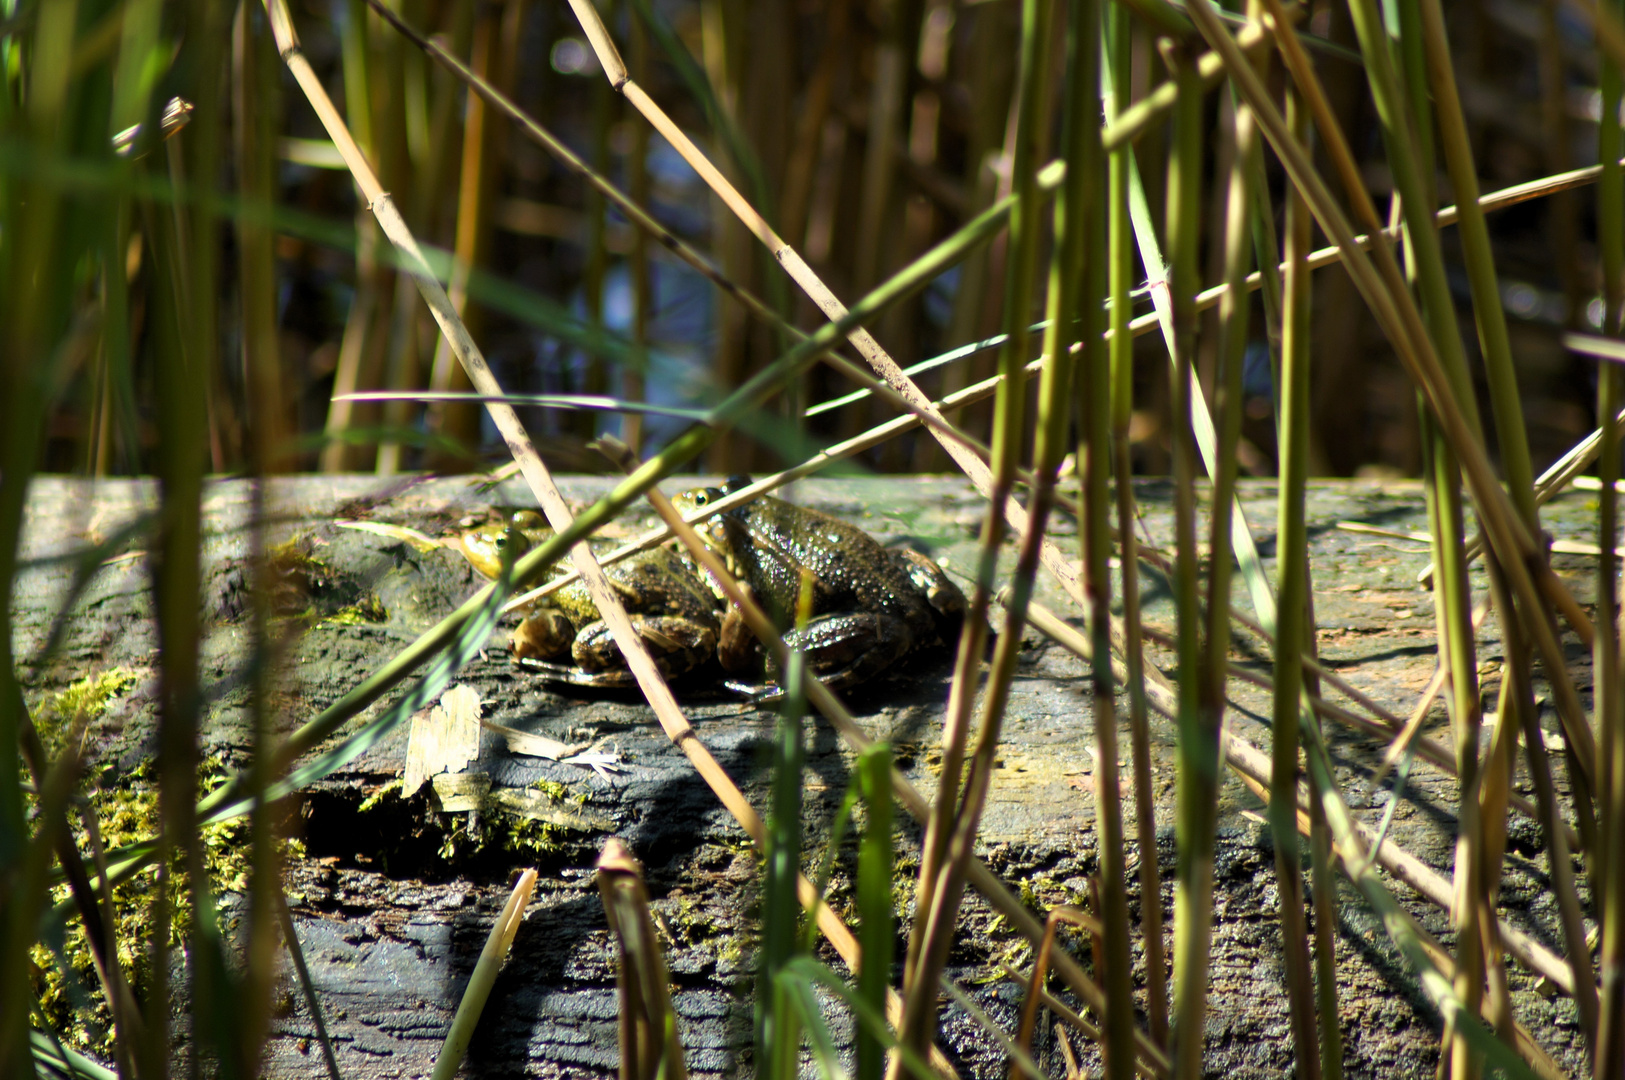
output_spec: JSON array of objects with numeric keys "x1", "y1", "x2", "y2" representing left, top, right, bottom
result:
[
  {"x1": 454, "y1": 511, "x2": 719, "y2": 687},
  {"x1": 672, "y1": 476, "x2": 966, "y2": 693}
]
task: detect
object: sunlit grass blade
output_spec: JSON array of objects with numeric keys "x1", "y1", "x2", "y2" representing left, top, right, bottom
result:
[
  {"x1": 30, "y1": 1027, "x2": 117, "y2": 1080},
  {"x1": 336, "y1": 390, "x2": 712, "y2": 423}
]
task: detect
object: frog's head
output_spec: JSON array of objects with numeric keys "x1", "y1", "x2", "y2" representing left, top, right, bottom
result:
[
  {"x1": 455, "y1": 509, "x2": 550, "y2": 579},
  {"x1": 673, "y1": 483, "x2": 740, "y2": 556},
  {"x1": 672, "y1": 484, "x2": 724, "y2": 515}
]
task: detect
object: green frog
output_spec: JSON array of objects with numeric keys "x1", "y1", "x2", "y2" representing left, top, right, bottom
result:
[
  {"x1": 671, "y1": 477, "x2": 965, "y2": 693},
  {"x1": 453, "y1": 511, "x2": 720, "y2": 687}
]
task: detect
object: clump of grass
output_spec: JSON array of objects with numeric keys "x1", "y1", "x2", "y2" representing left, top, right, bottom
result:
[
  {"x1": 29, "y1": 758, "x2": 306, "y2": 1059},
  {"x1": 32, "y1": 670, "x2": 138, "y2": 760}
]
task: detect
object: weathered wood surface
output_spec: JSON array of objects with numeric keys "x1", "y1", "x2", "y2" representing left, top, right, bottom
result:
[{"x1": 17, "y1": 474, "x2": 1601, "y2": 1079}]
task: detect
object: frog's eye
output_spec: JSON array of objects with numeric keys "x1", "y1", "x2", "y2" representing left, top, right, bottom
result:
[{"x1": 693, "y1": 491, "x2": 710, "y2": 506}]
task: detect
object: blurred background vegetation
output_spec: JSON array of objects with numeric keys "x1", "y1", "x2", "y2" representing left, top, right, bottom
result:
[{"x1": 10, "y1": 0, "x2": 1612, "y2": 481}]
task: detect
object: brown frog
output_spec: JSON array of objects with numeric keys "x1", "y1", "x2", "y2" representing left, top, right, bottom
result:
[
  {"x1": 671, "y1": 477, "x2": 965, "y2": 693},
  {"x1": 454, "y1": 511, "x2": 720, "y2": 687}
]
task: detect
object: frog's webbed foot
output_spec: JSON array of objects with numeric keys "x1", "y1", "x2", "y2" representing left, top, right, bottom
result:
[
  {"x1": 572, "y1": 616, "x2": 719, "y2": 677},
  {"x1": 723, "y1": 677, "x2": 784, "y2": 704},
  {"x1": 515, "y1": 656, "x2": 640, "y2": 688}
]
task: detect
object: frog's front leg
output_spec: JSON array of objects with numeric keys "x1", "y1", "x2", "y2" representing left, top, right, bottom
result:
[
  {"x1": 888, "y1": 548, "x2": 967, "y2": 636},
  {"x1": 572, "y1": 616, "x2": 719, "y2": 677}
]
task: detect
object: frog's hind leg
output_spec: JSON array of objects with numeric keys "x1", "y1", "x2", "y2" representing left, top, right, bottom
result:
[{"x1": 783, "y1": 612, "x2": 914, "y2": 689}]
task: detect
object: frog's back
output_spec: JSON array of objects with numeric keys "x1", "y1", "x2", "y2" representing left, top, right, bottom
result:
[{"x1": 747, "y1": 498, "x2": 928, "y2": 620}]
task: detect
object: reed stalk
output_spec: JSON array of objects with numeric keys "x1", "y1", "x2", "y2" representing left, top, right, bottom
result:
[
  {"x1": 1160, "y1": 38, "x2": 1212, "y2": 1080},
  {"x1": 424, "y1": 2, "x2": 498, "y2": 464},
  {"x1": 625, "y1": 8, "x2": 651, "y2": 454},
  {"x1": 1061, "y1": 3, "x2": 1133, "y2": 1075},
  {"x1": 581, "y1": 0, "x2": 615, "y2": 445},
  {"x1": 1345, "y1": 5, "x2": 1493, "y2": 1071},
  {"x1": 321, "y1": 0, "x2": 384, "y2": 472},
  {"x1": 760, "y1": 625, "x2": 807, "y2": 1080},
  {"x1": 1269, "y1": 70, "x2": 1322, "y2": 1080},
  {"x1": 147, "y1": 4, "x2": 230, "y2": 1071},
  {"x1": 1598, "y1": 0, "x2": 1625, "y2": 1071},
  {"x1": 234, "y1": 6, "x2": 287, "y2": 1072},
  {"x1": 900, "y1": 0, "x2": 1056, "y2": 1060},
  {"x1": 1103, "y1": 5, "x2": 1167, "y2": 1049}
]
